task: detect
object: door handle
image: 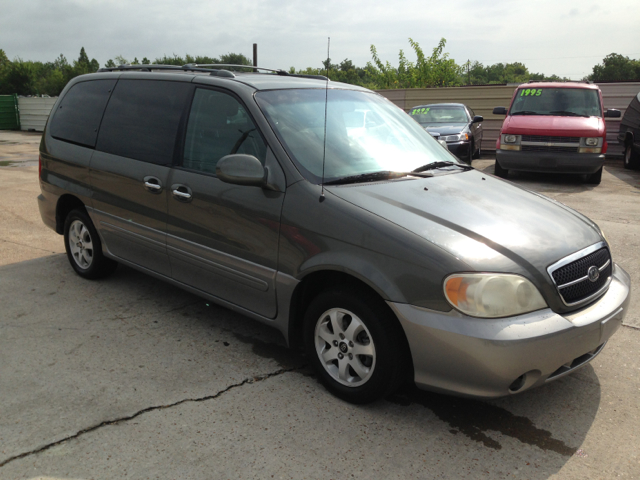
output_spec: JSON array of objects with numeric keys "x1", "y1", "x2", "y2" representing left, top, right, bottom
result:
[
  {"x1": 143, "y1": 176, "x2": 163, "y2": 193},
  {"x1": 171, "y1": 184, "x2": 193, "y2": 201}
]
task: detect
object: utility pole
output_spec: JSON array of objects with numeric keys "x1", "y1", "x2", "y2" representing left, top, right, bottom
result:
[
  {"x1": 253, "y1": 44, "x2": 258, "y2": 67},
  {"x1": 467, "y1": 60, "x2": 470, "y2": 85}
]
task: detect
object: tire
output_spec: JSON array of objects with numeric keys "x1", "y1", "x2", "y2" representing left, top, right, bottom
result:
[
  {"x1": 494, "y1": 160, "x2": 508, "y2": 178},
  {"x1": 303, "y1": 287, "x2": 410, "y2": 404},
  {"x1": 63, "y1": 208, "x2": 117, "y2": 279},
  {"x1": 624, "y1": 141, "x2": 639, "y2": 170},
  {"x1": 586, "y1": 166, "x2": 603, "y2": 185},
  {"x1": 473, "y1": 141, "x2": 481, "y2": 160},
  {"x1": 465, "y1": 143, "x2": 473, "y2": 164}
]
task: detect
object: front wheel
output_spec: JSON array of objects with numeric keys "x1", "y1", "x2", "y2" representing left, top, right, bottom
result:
[
  {"x1": 64, "y1": 208, "x2": 117, "y2": 279},
  {"x1": 303, "y1": 288, "x2": 409, "y2": 404},
  {"x1": 586, "y1": 166, "x2": 603, "y2": 185},
  {"x1": 494, "y1": 160, "x2": 508, "y2": 178},
  {"x1": 624, "y1": 142, "x2": 639, "y2": 170}
]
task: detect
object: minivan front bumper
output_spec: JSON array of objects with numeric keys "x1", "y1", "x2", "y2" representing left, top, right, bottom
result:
[
  {"x1": 496, "y1": 150, "x2": 605, "y2": 174},
  {"x1": 389, "y1": 263, "x2": 630, "y2": 398}
]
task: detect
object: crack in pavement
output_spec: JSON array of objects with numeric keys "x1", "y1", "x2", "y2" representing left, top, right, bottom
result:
[
  {"x1": 0, "y1": 238, "x2": 59, "y2": 254},
  {"x1": 622, "y1": 323, "x2": 640, "y2": 331},
  {"x1": 0, "y1": 366, "x2": 305, "y2": 469}
]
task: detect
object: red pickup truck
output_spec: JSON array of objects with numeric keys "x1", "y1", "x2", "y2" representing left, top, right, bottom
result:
[{"x1": 493, "y1": 82, "x2": 621, "y2": 185}]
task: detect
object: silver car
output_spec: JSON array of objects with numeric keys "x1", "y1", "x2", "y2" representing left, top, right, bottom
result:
[{"x1": 38, "y1": 65, "x2": 630, "y2": 404}]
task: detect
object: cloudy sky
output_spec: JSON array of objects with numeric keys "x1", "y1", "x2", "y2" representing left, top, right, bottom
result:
[{"x1": 1, "y1": 0, "x2": 639, "y2": 79}]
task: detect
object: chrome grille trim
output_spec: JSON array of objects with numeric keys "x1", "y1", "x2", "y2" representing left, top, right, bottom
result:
[
  {"x1": 557, "y1": 259, "x2": 611, "y2": 289},
  {"x1": 547, "y1": 241, "x2": 611, "y2": 307}
]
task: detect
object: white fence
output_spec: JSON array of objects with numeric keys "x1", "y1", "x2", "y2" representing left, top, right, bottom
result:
[{"x1": 18, "y1": 97, "x2": 57, "y2": 132}]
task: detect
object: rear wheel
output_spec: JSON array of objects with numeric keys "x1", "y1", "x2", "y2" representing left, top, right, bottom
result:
[
  {"x1": 624, "y1": 141, "x2": 639, "y2": 169},
  {"x1": 64, "y1": 208, "x2": 117, "y2": 279},
  {"x1": 494, "y1": 160, "x2": 508, "y2": 178},
  {"x1": 303, "y1": 287, "x2": 409, "y2": 404},
  {"x1": 586, "y1": 166, "x2": 603, "y2": 185}
]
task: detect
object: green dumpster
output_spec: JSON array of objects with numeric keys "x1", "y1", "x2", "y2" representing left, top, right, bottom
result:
[{"x1": 0, "y1": 94, "x2": 20, "y2": 130}]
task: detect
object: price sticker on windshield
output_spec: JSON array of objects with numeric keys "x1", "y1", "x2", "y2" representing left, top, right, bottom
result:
[
  {"x1": 411, "y1": 107, "x2": 430, "y2": 115},
  {"x1": 520, "y1": 88, "x2": 543, "y2": 97}
]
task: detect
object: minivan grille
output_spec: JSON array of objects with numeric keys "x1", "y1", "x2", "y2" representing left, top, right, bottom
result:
[
  {"x1": 550, "y1": 247, "x2": 611, "y2": 305},
  {"x1": 521, "y1": 135, "x2": 580, "y2": 143}
]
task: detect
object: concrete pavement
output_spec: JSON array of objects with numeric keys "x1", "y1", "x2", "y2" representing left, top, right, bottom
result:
[{"x1": 0, "y1": 132, "x2": 638, "y2": 479}]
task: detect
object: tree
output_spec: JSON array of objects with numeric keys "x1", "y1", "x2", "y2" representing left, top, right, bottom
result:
[
  {"x1": 590, "y1": 53, "x2": 640, "y2": 82},
  {"x1": 104, "y1": 59, "x2": 116, "y2": 68}
]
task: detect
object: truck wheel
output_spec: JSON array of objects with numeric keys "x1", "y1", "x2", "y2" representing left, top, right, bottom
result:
[
  {"x1": 494, "y1": 160, "x2": 508, "y2": 178},
  {"x1": 64, "y1": 208, "x2": 117, "y2": 279},
  {"x1": 586, "y1": 166, "x2": 603, "y2": 185}
]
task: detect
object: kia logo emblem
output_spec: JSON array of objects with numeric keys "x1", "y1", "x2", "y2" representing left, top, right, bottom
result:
[{"x1": 588, "y1": 266, "x2": 600, "y2": 283}]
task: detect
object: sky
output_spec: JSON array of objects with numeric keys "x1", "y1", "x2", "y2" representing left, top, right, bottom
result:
[{"x1": 1, "y1": 0, "x2": 639, "y2": 80}]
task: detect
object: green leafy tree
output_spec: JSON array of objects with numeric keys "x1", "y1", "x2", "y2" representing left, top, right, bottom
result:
[
  {"x1": 104, "y1": 59, "x2": 116, "y2": 68},
  {"x1": 589, "y1": 53, "x2": 640, "y2": 82}
]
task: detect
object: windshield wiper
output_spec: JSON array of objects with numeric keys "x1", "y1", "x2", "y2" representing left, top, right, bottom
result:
[
  {"x1": 549, "y1": 110, "x2": 590, "y2": 118},
  {"x1": 412, "y1": 161, "x2": 474, "y2": 173},
  {"x1": 324, "y1": 170, "x2": 433, "y2": 186},
  {"x1": 510, "y1": 110, "x2": 543, "y2": 116}
]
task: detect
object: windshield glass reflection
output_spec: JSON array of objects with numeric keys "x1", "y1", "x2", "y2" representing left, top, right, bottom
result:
[{"x1": 255, "y1": 88, "x2": 457, "y2": 184}]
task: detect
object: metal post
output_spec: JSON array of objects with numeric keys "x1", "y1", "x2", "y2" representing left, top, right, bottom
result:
[{"x1": 253, "y1": 44, "x2": 258, "y2": 67}]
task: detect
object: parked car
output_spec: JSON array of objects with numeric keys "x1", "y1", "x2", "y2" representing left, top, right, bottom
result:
[
  {"x1": 617, "y1": 91, "x2": 640, "y2": 169},
  {"x1": 409, "y1": 103, "x2": 483, "y2": 163},
  {"x1": 493, "y1": 81, "x2": 621, "y2": 184},
  {"x1": 38, "y1": 66, "x2": 630, "y2": 404}
]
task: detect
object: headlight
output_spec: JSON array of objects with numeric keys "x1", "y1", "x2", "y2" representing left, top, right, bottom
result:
[
  {"x1": 504, "y1": 135, "x2": 517, "y2": 143},
  {"x1": 585, "y1": 137, "x2": 598, "y2": 146},
  {"x1": 443, "y1": 133, "x2": 469, "y2": 142},
  {"x1": 444, "y1": 273, "x2": 547, "y2": 318}
]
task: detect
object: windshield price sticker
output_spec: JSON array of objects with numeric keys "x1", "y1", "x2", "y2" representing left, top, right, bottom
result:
[
  {"x1": 520, "y1": 88, "x2": 543, "y2": 97},
  {"x1": 411, "y1": 107, "x2": 430, "y2": 115}
]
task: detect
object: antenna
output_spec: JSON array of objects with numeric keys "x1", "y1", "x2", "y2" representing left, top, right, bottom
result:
[{"x1": 320, "y1": 37, "x2": 330, "y2": 203}]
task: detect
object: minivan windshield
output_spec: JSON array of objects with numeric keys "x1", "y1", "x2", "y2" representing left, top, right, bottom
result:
[
  {"x1": 510, "y1": 87, "x2": 601, "y2": 117},
  {"x1": 255, "y1": 89, "x2": 457, "y2": 184},
  {"x1": 409, "y1": 105, "x2": 469, "y2": 125}
]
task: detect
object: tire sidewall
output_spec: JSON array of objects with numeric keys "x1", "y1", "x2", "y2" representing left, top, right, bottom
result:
[
  {"x1": 303, "y1": 288, "x2": 406, "y2": 404},
  {"x1": 63, "y1": 208, "x2": 114, "y2": 279}
]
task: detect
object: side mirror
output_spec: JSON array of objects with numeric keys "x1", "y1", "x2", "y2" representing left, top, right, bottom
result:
[
  {"x1": 216, "y1": 154, "x2": 266, "y2": 187},
  {"x1": 493, "y1": 107, "x2": 508, "y2": 115},
  {"x1": 472, "y1": 115, "x2": 484, "y2": 123},
  {"x1": 604, "y1": 109, "x2": 621, "y2": 118}
]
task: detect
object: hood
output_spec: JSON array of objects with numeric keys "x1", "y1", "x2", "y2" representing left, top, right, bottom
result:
[
  {"x1": 421, "y1": 123, "x2": 467, "y2": 135},
  {"x1": 502, "y1": 115, "x2": 605, "y2": 137},
  {"x1": 327, "y1": 170, "x2": 602, "y2": 282}
]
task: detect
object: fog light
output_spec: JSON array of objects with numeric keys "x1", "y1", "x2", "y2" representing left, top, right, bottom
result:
[
  {"x1": 578, "y1": 147, "x2": 602, "y2": 154},
  {"x1": 500, "y1": 144, "x2": 521, "y2": 151}
]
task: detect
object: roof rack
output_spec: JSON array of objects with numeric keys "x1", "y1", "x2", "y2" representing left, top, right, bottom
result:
[
  {"x1": 97, "y1": 63, "x2": 328, "y2": 81},
  {"x1": 527, "y1": 79, "x2": 593, "y2": 84}
]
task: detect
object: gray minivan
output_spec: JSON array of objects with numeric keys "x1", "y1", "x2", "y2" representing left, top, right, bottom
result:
[{"x1": 38, "y1": 65, "x2": 631, "y2": 403}]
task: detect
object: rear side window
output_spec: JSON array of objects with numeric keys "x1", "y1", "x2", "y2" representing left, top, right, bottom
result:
[
  {"x1": 49, "y1": 79, "x2": 116, "y2": 148},
  {"x1": 96, "y1": 80, "x2": 191, "y2": 165},
  {"x1": 182, "y1": 88, "x2": 267, "y2": 174}
]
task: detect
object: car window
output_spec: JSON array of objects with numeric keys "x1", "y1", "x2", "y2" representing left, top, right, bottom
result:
[
  {"x1": 182, "y1": 88, "x2": 267, "y2": 174},
  {"x1": 49, "y1": 79, "x2": 117, "y2": 148},
  {"x1": 96, "y1": 79, "x2": 192, "y2": 165},
  {"x1": 409, "y1": 106, "x2": 469, "y2": 124}
]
